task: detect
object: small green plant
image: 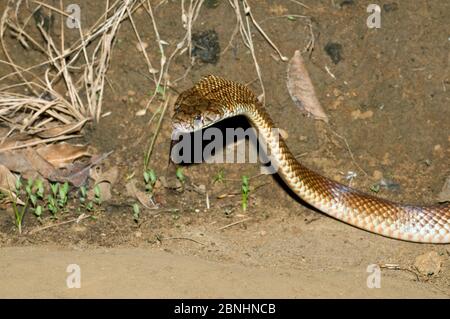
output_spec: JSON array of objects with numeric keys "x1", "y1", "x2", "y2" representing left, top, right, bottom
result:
[
  {"x1": 35, "y1": 179, "x2": 45, "y2": 199},
  {"x1": 176, "y1": 167, "x2": 185, "y2": 183},
  {"x1": 25, "y1": 178, "x2": 44, "y2": 219},
  {"x1": 79, "y1": 186, "x2": 87, "y2": 204},
  {"x1": 213, "y1": 169, "x2": 225, "y2": 183},
  {"x1": 132, "y1": 203, "x2": 140, "y2": 223},
  {"x1": 143, "y1": 169, "x2": 157, "y2": 193},
  {"x1": 93, "y1": 184, "x2": 102, "y2": 205},
  {"x1": 47, "y1": 194, "x2": 58, "y2": 218},
  {"x1": 47, "y1": 182, "x2": 60, "y2": 218},
  {"x1": 57, "y1": 182, "x2": 69, "y2": 209},
  {"x1": 370, "y1": 184, "x2": 380, "y2": 193},
  {"x1": 150, "y1": 84, "x2": 165, "y2": 98},
  {"x1": 85, "y1": 201, "x2": 94, "y2": 212},
  {"x1": 25, "y1": 178, "x2": 35, "y2": 206},
  {"x1": 241, "y1": 175, "x2": 250, "y2": 211},
  {"x1": 11, "y1": 177, "x2": 29, "y2": 234}
]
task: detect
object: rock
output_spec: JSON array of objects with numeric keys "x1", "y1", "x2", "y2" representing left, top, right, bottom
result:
[
  {"x1": 191, "y1": 30, "x2": 220, "y2": 64},
  {"x1": 340, "y1": 0, "x2": 354, "y2": 7},
  {"x1": 324, "y1": 42, "x2": 343, "y2": 64},
  {"x1": 437, "y1": 176, "x2": 450, "y2": 203},
  {"x1": 351, "y1": 109, "x2": 373, "y2": 120},
  {"x1": 383, "y1": 3, "x2": 398, "y2": 12},
  {"x1": 372, "y1": 170, "x2": 383, "y2": 180},
  {"x1": 414, "y1": 251, "x2": 442, "y2": 276},
  {"x1": 136, "y1": 42, "x2": 148, "y2": 52}
]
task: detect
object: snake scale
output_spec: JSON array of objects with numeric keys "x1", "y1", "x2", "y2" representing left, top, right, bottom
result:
[{"x1": 172, "y1": 75, "x2": 450, "y2": 243}]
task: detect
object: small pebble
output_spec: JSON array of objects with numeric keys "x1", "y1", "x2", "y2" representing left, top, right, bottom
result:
[
  {"x1": 340, "y1": 0, "x2": 354, "y2": 7},
  {"x1": 324, "y1": 42, "x2": 343, "y2": 64},
  {"x1": 372, "y1": 170, "x2": 383, "y2": 180},
  {"x1": 136, "y1": 42, "x2": 148, "y2": 52},
  {"x1": 383, "y1": 3, "x2": 399, "y2": 12},
  {"x1": 351, "y1": 109, "x2": 373, "y2": 120},
  {"x1": 414, "y1": 251, "x2": 442, "y2": 276}
]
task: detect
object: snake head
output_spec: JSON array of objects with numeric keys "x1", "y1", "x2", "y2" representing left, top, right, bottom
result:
[{"x1": 172, "y1": 92, "x2": 225, "y2": 135}]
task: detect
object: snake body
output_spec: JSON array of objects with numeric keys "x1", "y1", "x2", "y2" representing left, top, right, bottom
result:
[{"x1": 172, "y1": 75, "x2": 450, "y2": 243}]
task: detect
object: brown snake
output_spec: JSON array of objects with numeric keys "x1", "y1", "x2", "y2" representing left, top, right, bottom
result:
[{"x1": 172, "y1": 75, "x2": 450, "y2": 243}]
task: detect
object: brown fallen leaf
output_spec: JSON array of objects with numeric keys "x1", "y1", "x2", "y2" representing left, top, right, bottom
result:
[
  {"x1": 49, "y1": 151, "x2": 113, "y2": 187},
  {"x1": 287, "y1": 50, "x2": 329, "y2": 123},
  {"x1": 0, "y1": 134, "x2": 42, "y2": 152},
  {"x1": 34, "y1": 119, "x2": 88, "y2": 139},
  {"x1": 125, "y1": 178, "x2": 155, "y2": 209},
  {"x1": 0, "y1": 164, "x2": 17, "y2": 191},
  {"x1": 24, "y1": 148, "x2": 57, "y2": 178},
  {"x1": 36, "y1": 143, "x2": 92, "y2": 168},
  {"x1": 0, "y1": 150, "x2": 35, "y2": 173},
  {"x1": 437, "y1": 176, "x2": 450, "y2": 203},
  {"x1": 0, "y1": 164, "x2": 24, "y2": 205},
  {"x1": 87, "y1": 166, "x2": 119, "y2": 203}
]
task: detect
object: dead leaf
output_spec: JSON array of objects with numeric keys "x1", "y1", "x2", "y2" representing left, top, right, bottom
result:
[
  {"x1": 0, "y1": 164, "x2": 17, "y2": 192},
  {"x1": 287, "y1": 50, "x2": 329, "y2": 123},
  {"x1": 49, "y1": 151, "x2": 113, "y2": 187},
  {"x1": 24, "y1": 148, "x2": 57, "y2": 178},
  {"x1": 437, "y1": 176, "x2": 450, "y2": 203},
  {"x1": 36, "y1": 143, "x2": 92, "y2": 168},
  {"x1": 0, "y1": 150, "x2": 35, "y2": 173},
  {"x1": 34, "y1": 119, "x2": 88, "y2": 139},
  {"x1": 0, "y1": 164, "x2": 24, "y2": 205},
  {"x1": 87, "y1": 166, "x2": 119, "y2": 202},
  {"x1": 0, "y1": 133, "x2": 42, "y2": 152},
  {"x1": 90, "y1": 165, "x2": 119, "y2": 185},
  {"x1": 125, "y1": 178, "x2": 155, "y2": 208}
]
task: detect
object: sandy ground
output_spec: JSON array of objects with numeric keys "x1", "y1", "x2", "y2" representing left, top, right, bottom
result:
[{"x1": 0, "y1": 246, "x2": 447, "y2": 298}]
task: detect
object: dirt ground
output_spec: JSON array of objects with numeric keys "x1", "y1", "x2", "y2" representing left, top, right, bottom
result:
[{"x1": 0, "y1": 1, "x2": 449, "y2": 298}]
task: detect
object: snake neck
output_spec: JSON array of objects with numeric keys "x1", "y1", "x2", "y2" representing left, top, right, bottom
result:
[{"x1": 238, "y1": 102, "x2": 305, "y2": 187}]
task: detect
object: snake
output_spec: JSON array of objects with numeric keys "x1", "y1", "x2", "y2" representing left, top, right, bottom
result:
[{"x1": 171, "y1": 75, "x2": 450, "y2": 243}]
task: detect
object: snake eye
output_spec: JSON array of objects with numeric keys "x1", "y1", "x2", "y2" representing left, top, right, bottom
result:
[{"x1": 194, "y1": 115, "x2": 202, "y2": 122}]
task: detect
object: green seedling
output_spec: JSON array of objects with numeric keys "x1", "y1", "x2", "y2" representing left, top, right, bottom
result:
[
  {"x1": 144, "y1": 169, "x2": 157, "y2": 193},
  {"x1": 132, "y1": 203, "x2": 140, "y2": 223},
  {"x1": 34, "y1": 205, "x2": 43, "y2": 218},
  {"x1": 15, "y1": 177, "x2": 23, "y2": 192},
  {"x1": 370, "y1": 184, "x2": 380, "y2": 193},
  {"x1": 35, "y1": 179, "x2": 44, "y2": 199},
  {"x1": 57, "y1": 182, "x2": 69, "y2": 209},
  {"x1": 11, "y1": 177, "x2": 28, "y2": 234},
  {"x1": 213, "y1": 169, "x2": 225, "y2": 183},
  {"x1": 47, "y1": 194, "x2": 58, "y2": 218},
  {"x1": 25, "y1": 178, "x2": 45, "y2": 219},
  {"x1": 50, "y1": 182, "x2": 59, "y2": 198},
  {"x1": 86, "y1": 201, "x2": 94, "y2": 212},
  {"x1": 25, "y1": 178, "x2": 36, "y2": 206},
  {"x1": 176, "y1": 167, "x2": 185, "y2": 183},
  {"x1": 79, "y1": 186, "x2": 87, "y2": 204},
  {"x1": 93, "y1": 184, "x2": 101, "y2": 205},
  {"x1": 241, "y1": 175, "x2": 250, "y2": 211},
  {"x1": 150, "y1": 84, "x2": 165, "y2": 98}
]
